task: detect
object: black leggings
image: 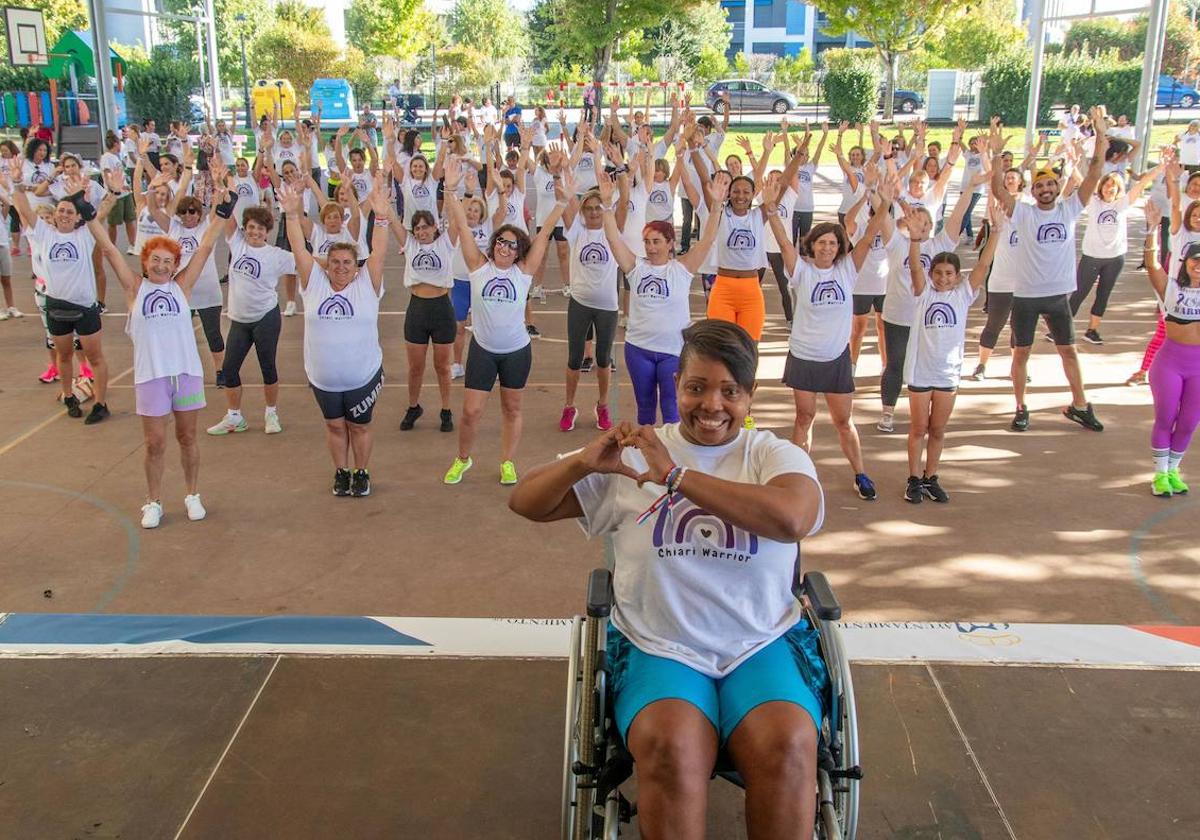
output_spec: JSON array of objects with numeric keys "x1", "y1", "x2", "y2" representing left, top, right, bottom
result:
[
  {"x1": 1069, "y1": 254, "x2": 1124, "y2": 318},
  {"x1": 567, "y1": 298, "x2": 618, "y2": 370},
  {"x1": 792, "y1": 210, "x2": 813, "y2": 246},
  {"x1": 766, "y1": 251, "x2": 793, "y2": 321},
  {"x1": 222, "y1": 306, "x2": 281, "y2": 388},
  {"x1": 193, "y1": 306, "x2": 225, "y2": 353},
  {"x1": 880, "y1": 320, "x2": 910, "y2": 408},
  {"x1": 979, "y1": 291, "x2": 1014, "y2": 351}
]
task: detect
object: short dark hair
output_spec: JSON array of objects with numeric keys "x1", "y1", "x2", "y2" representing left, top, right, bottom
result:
[
  {"x1": 410, "y1": 209, "x2": 437, "y2": 231},
  {"x1": 487, "y1": 224, "x2": 531, "y2": 261},
  {"x1": 801, "y1": 222, "x2": 851, "y2": 259},
  {"x1": 243, "y1": 206, "x2": 274, "y2": 230},
  {"x1": 678, "y1": 319, "x2": 757, "y2": 392}
]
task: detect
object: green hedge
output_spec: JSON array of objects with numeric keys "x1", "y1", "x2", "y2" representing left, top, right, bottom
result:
[
  {"x1": 822, "y1": 48, "x2": 880, "y2": 124},
  {"x1": 125, "y1": 47, "x2": 198, "y2": 127},
  {"x1": 982, "y1": 50, "x2": 1142, "y2": 126}
]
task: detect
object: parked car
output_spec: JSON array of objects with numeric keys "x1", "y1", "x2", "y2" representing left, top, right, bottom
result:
[
  {"x1": 706, "y1": 80, "x2": 797, "y2": 115},
  {"x1": 881, "y1": 86, "x2": 924, "y2": 114},
  {"x1": 1157, "y1": 75, "x2": 1200, "y2": 108}
]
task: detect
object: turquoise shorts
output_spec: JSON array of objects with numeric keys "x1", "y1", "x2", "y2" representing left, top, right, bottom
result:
[{"x1": 606, "y1": 619, "x2": 829, "y2": 745}]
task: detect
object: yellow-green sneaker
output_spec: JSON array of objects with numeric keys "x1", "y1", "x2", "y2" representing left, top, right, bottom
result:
[
  {"x1": 1151, "y1": 471, "x2": 1173, "y2": 497},
  {"x1": 443, "y1": 457, "x2": 473, "y2": 485},
  {"x1": 743, "y1": 414, "x2": 756, "y2": 430},
  {"x1": 499, "y1": 460, "x2": 518, "y2": 485},
  {"x1": 1167, "y1": 468, "x2": 1189, "y2": 494}
]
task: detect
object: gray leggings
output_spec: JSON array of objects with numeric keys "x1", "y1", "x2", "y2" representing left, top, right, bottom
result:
[
  {"x1": 567, "y1": 298, "x2": 618, "y2": 370},
  {"x1": 1069, "y1": 254, "x2": 1124, "y2": 318},
  {"x1": 880, "y1": 320, "x2": 910, "y2": 408},
  {"x1": 222, "y1": 306, "x2": 281, "y2": 388},
  {"x1": 979, "y1": 291, "x2": 1014, "y2": 351}
]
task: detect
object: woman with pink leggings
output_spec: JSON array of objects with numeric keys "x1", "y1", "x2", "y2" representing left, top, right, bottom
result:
[{"x1": 1140, "y1": 202, "x2": 1200, "y2": 497}]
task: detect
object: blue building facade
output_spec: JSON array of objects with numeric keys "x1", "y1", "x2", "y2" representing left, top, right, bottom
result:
[{"x1": 719, "y1": 1, "x2": 866, "y2": 61}]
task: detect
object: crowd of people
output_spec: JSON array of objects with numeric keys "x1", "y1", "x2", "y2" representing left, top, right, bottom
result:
[{"x1": 1, "y1": 91, "x2": 1194, "y2": 530}]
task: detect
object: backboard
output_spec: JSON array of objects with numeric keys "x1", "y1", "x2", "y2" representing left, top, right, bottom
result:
[{"x1": 4, "y1": 7, "x2": 48, "y2": 67}]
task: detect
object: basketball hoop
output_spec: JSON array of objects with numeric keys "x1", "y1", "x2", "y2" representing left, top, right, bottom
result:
[
  {"x1": 5, "y1": 7, "x2": 49, "y2": 67},
  {"x1": 24, "y1": 53, "x2": 48, "y2": 65}
]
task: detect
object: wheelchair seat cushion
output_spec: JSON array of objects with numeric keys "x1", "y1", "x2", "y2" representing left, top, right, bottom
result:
[{"x1": 607, "y1": 619, "x2": 829, "y2": 746}]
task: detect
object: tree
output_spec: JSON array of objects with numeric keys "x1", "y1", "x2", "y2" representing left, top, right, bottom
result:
[
  {"x1": 550, "y1": 0, "x2": 705, "y2": 88},
  {"x1": 160, "y1": 0, "x2": 273, "y2": 90},
  {"x1": 528, "y1": 0, "x2": 589, "y2": 70},
  {"x1": 642, "y1": 2, "x2": 731, "y2": 80},
  {"x1": 448, "y1": 0, "x2": 529, "y2": 87},
  {"x1": 934, "y1": 0, "x2": 1025, "y2": 70},
  {"x1": 125, "y1": 45, "x2": 199, "y2": 127},
  {"x1": 249, "y1": 25, "x2": 340, "y2": 101},
  {"x1": 272, "y1": 0, "x2": 328, "y2": 35},
  {"x1": 332, "y1": 46, "x2": 381, "y2": 105},
  {"x1": 346, "y1": 0, "x2": 439, "y2": 61},
  {"x1": 811, "y1": 0, "x2": 972, "y2": 119}
]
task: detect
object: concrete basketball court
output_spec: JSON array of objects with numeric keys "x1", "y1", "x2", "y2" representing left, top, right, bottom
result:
[{"x1": 1, "y1": 170, "x2": 1197, "y2": 839}]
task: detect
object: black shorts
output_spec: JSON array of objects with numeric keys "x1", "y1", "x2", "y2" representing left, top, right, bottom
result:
[
  {"x1": 310, "y1": 366, "x2": 384, "y2": 424},
  {"x1": 404, "y1": 293, "x2": 456, "y2": 344},
  {"x1": 275, "y1": 213, "x2": 292, "y2": 252},
  {"x1": 464, "y1": 338, "x2": 532, "y2": 392},
  {"x1": 782, "y1": 347, "x2": 855, "y2": 394},
  {"x1": 1011, "y1": 294, "x2": 1073, "y2": 347},
  {"x1": 536, "y1": 224, "x2": 566, "y2": 242},
  {"x1": 44, "y1": 296, "x2": 102, "y2": 337},
  {"x1": 852, "y1": 294, "x2": 885, "y2": 316},
  {"x1": 908, "y1": 385, "x2": 956, "y2": 393}
]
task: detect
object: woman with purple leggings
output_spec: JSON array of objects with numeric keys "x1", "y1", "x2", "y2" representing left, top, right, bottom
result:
[
  {"x1": 1141, "y1": 200, "x2": 1200, "y2": 497},
  {"x1": 599, "y1": 180, "x2": 726, "y2": 425}
]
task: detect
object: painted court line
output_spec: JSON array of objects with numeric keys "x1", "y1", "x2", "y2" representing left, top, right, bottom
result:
[
  {"x1": 1, "y1": 614, "x2": 1199, "y2": 668},
  {"x1": 172, "y1": 654, "x2": 280, "y2": 840}
]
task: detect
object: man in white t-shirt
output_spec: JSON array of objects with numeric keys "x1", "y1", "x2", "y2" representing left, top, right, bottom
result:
[
  {"x1": 988, "y1": 111, "x2": 1106, "y2": 433},
  {"x1": 1176, "y1": 120, "x2": 1200, "y2": 172}
]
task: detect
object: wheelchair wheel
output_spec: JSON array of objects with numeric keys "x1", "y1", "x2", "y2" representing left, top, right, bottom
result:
[{"x1": 813, "y1": 616, "x2": 861, "y2": 840}]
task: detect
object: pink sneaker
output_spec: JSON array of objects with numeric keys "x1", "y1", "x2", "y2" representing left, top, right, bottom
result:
[
  {"x1": 78, "y1": 361, "x2": 94, "y2": 379},
  {"x1": 595, "y1": 403, "x2": 612, "y2": 431},
  {"x1": 38, "y1": 364, "x2": 59, "y2": 383},
  {"x1": 559, "y1": 405, "x2": 578, "y2": 432}
]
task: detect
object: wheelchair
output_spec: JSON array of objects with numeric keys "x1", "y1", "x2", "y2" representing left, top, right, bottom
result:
[{"x1": 561, "y1": 566, "x2": 861, "y2": 840}]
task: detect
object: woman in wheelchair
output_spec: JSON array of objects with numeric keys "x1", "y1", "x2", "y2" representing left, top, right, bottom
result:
[{"x1": 510, "y1": 318, "x2": 829, "y2": 838}]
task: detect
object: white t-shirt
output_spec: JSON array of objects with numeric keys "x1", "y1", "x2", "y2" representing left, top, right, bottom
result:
[
  {"x1": 566, "y1": 218, "x2": 618, "y2": 311},
  {"x1": 311, "y1": 220, "x2": 367, "y2": 263},
  {"x1": 530, "y1": 118, "x2": 548, "y2": 147},
  {"x1": 217, "y1": 132, "x2": 236, "y2": 165},
  {"x1": 620, "y1": 183, "x2": 649, "y2": 257},
  {"x1": 273, "y1": 144, "x2": 302, "y2": 174},
  {"x1": 716, "y1": 206, "x2": 766, "y2": 270},
  {"x1": 1165, "y1": 276, "x2": 1200, "y2": 322},
  {"x1": 904, "y1": 281, "x2": 979, "y2": 388},
  {"x1": 573, "y1": 424, "x2": 824, "y2": 678},
  {"x1": 646, "y1": 179, "x2": 675, "y2": 223},
  {"x1": 401, "y1": 177, "x2": 438, "y2": 229},
  {"x1": 1081, "y1": 196, "x2": 1130, "y2": 259},
  {"x1": 882, "y1": 230, "x2": 958, "y2": 326},
  {"x1": 1011, "y1": 194, "x2": 1084, "y2": 298},
  {"x1": 695, "y1": 202, "x2": 717, "y2": 275},
  {"x1": 169, "y1": 218, "x2": 221, "y2": 310},
  {"x1": 128, "y1": 279, "x2": 204, "y2": 384},
  {"x1": 452, "y1": 219, "x2": 493, "y2": 279},
  {"x1": 132, "y1": 207, "x2": 165, "y2": 256},
  {"x1": 838, "y1": 166, "x2": 865, "y2": 213},
  {"x1": 499, "y1": 188, "x2": 528, "y2": 233},
  {"x1": 533, "y1": 168, "x2": 560, "y2": 227},
  {"x1": 854, "y1": 227, "x2": 890, "y2": 297},
  {"x1": 230, "y1": 176, "x2": 261, "y2": 226},
  {"x1": 1171, "y1": 228, "x2": 1200, "y2": 271},
  {"x1": 960, "y1": 152, "x2": 986, "y2": 195},
  {"x1": 789, "y1": 257, "x2": 858, "y2": 362},
  {"x1": 763, "y1": 187, "x2": 797, "y2": 254},
  {"x1": 468, "y1": 261, "x2": 532, "y2": 354},
  {"x1": 100, "y1": 151, "x2": 123, "y2": 174},
  {"x1": 1179, "y1": 132, "x2": 1200, "y2": 166},
  {"x1": 143, "y1": 132, "x2": 161, "y2": 153},
  {"x1": 988, "y1": 212, "x2": 1022, "y2": 294},
  {"x1": 405, "y1": 234, "x2": 454, "y2": 288},
  {"x1": 30, "y1": 218, "x2": 96, "y2": 306},
  {"x1": 226, "y1": 230, "x2": 295, "y2": 322},
  {"x1": 301, "y1": 265, "x2": 382, "y2": 392},
  {"x1": 624, "y1": 259, "x2": 694, "y2": 356},
  {"x1": 796, "y1": 163, "x2": 816, "y2": 212},
  {"x1": 573, "y1": 152, "x2": 599, "y2": 194},
  {"x1": 347, "y1": 169, "x2": 376, "y2": 205},
  {"x1": 22, "y1": 160, "x2": 55, "y2": 208}
]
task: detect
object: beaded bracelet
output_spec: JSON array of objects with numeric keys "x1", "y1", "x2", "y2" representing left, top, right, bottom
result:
[{"x1": 636, "y1": 465, "x2": 688, "y2": 526}]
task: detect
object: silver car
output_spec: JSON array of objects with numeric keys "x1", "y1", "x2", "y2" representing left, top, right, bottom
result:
[{"x1": 706, "y1": 79, "x2": 797, "y2": 115}]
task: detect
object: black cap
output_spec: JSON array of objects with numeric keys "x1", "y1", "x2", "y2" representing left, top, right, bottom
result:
[{"x1": 1184, "y1": 242, "x2": 1200, "y2": 261}]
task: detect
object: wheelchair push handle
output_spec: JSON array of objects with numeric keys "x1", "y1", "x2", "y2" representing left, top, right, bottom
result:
[
  {"x1": 799, "y1": 570, "x2": 842, "y2": 621},
  {"x1": 587, "y1": 568, "x2": 614, "y2": 618}
]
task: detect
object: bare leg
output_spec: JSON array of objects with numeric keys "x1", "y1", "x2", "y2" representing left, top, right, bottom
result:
[
  {"x1": 499, "y1": 387, "x2": 523, "y2": 461},
  {"x1": 52, "y1": 334, "x2": 75, "y2": 400},
  {"x1": 596, "y1": 365, "x2": 611, "y2": 406},
  {"x1": 1056, "y1": 344, "x2": 1088, "y2": 407},
  {"x1": 825, "y1": 392, "x2": 865, "y2": 474},
  {"x1": 850, "y1": 314, "x2": 868, "y2": 365},
  {"x1": 263, "y1": 382, "x2": 279, "y2": 409},
  {"x1": 907, "y1": 390, "x2": 930, "y2": 477},
  {"x1": 174, "y1": 410, "x2": 201, "y2": 494},
  {"x1": 790, "y1": 389, "x2": 818, "y2": 451},
  {"x1": 627, "y1": 700, "x2": 718, "y2": 840},
  {"x1": 432, "y1": 343, "x2": 453, "y2": 410},
  {"x1": 225, "y1": 385, "x2": 243, "y2": 412},
  {"x1": 78, "y1": 332, "x2": 108, "y2": 404},
  {"x1": 324, "y1": 418, "x2": 350, "y2": 468},
  {"x1": 924, "y1": 390, "x2": 957, "y2": 476},
  {"x1": 347, "y1": 422, "x2": 374, "y2": 469},
  {"x1": 457, "y1": 388, "x2": 489, "y2": 459},
  {"x1": 1011, "y1": 345, "x2": 1031, "y2": 406},
  {"x1": 727, "y1": 701, "x2": 819, "y2": 840},
  {"x1": 141, "y1": 414, "x2": 168, "y2": 501},
  {"x1": 284, "y1": 273, "x2": 297, "y2": 305},
  {"x1": 406, "y1": 342, "x2": 429, "y2": 407},
  {"x1": 0, "y1": 275, "x2": 13, "y2": 308},
  {"x1": 565, "y1": 367, "x2": 580, "y2": 406}
]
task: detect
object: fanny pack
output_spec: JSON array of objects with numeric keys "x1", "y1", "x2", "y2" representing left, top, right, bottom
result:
[{"x1": 45, "y1": 296, "x2": 94, "y2": 323}]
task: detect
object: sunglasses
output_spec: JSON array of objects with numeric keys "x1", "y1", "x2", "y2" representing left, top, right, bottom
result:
[{"x1": 495, "y1": 237, "x2": 519, "y2": 251}]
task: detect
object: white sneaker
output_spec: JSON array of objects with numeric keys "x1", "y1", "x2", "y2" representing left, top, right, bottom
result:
[
  {"x1": 0, "y1": 308, "x2": 8, "y2": 321},
  {"x1": 184, "y1": 494, "x2": 207, "y2": 521},
  {"x1": 7, "y1": 307, "x2": 23, "y2": 318},
  {"x1": 126, "y1": 247, "x2": 138, "y2": 256},
  {"x1": 141, "y1": 501, "x2": 162, "y2": 529},
  {"x1": 284, "y1": 301, "x2": 298, "y2": 317},
  {"x1": 877, "y1": 415, "x2": 895, "y2": 433},
  {"x1": 561, "y1": 285, "x2": 572, "y2": 298},
  {"x1": 206, "y1": 414, "x2": 248, "y2": 435},
  {"x1": 530, "y1": 284, "x2": 546, "y2": 301},
  {"x1": 451, "y1": 362, "x2": 465, "y2": 379},
  {"x1": 619, "y1": 314, "x2": 628, "y2": 329},
  {"x1": 264, "y1": 410, "x2": 283, "y2": 434}
]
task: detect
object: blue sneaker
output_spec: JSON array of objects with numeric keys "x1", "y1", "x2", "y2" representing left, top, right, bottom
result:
[{"x1": 854, "y1": 473, "x2": 877, "y2": 501}]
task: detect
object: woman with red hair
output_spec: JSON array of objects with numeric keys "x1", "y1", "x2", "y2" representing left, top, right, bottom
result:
[
  {"x1": 90, "y1": 167, "x2": 230, "y2": 528},
  {"x1": 600, "y1": 178, "x2": 726, "y2": 425}
]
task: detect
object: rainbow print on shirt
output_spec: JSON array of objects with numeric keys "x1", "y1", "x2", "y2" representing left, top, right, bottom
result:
[
  {"x1": 810, "y1": 279, "x2": 845, "y2": 305},
  {"x1": 923, "y1": 301, "x2": 957, "y2": 328},
  {"x1": 652, "y1": 495, "x2": 759, "y2": 562},
  {"x1": 142, "y1": 288, "x2": 181, "y2": 318},
  {"x1": 635, "y1": 274, "x2": 669, "y2": 299},
  {"x1": 482, "y1": 276, "x2": 518, "y2": 302},
  {"x1": 579, "y1": 242, "x2": 609, "y2": 265},
  {"x1": 317, "y1": 294, "x2": 354, "y2": 319},
  {"x1": 1036, "y1": 222, "x2": 1067, "y2": 243}
]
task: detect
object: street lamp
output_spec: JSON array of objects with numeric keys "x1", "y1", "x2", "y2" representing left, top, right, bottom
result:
[{"x1": 235, "y1": 13, "x2": 251, "y2": 130}]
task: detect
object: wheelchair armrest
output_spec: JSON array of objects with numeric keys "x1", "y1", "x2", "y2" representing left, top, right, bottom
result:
[
  {"x1": 587, "y1": 568, "x2": 614, "y2": 618},
  {"x1": 800, "y1": 571, "x2": 841, "y2": 621}
]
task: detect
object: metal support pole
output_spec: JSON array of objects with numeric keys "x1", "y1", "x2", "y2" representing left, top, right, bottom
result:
[
  {"x1": 1025, "y1": 0, "x2": 1047, "y2": 148},
  {"x1": 204, "y1": 0, "x2": 222, "y2": 118},
  {"x1": 1134, "y1": 0, "x2": 1170, "y2": 172},
  {"x1": 86, "y1": 0, "x2": 117, "y2": 140},
  {"x1": 195, "y1": 18, "x2": 207, "y2": 102}
]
